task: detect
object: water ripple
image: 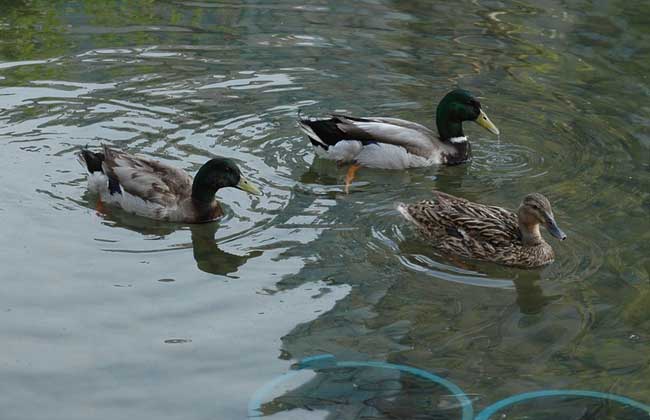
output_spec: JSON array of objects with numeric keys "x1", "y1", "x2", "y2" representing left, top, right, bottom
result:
[{"x1": 472, "y1": 140, "x2": 548, "y2": 181}]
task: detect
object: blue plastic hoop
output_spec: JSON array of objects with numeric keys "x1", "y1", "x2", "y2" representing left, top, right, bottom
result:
[
  {"x1": 248, "y1": 354, "x2": 474, "y2": 419},
  {"x1": 475, "y1": 389, "x2": 650, "y2": 420},
  {"x1": 248, "y1": 355, "x2": 650, "y2": 419}
]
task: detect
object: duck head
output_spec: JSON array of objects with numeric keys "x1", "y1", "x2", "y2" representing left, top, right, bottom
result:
[
  {"x1": 436, "y1": 89, "x2": 499, "y2": 141},
  {"x1": 517, "y1": 193, "x2": 566, "y2": 245},
  {"x1": 192, "y1": 157, "x2": 261, "y2": 202}
]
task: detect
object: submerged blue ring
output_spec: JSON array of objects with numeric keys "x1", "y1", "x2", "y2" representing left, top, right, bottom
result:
[
  {"x1": 248, "y1": 354, "x2": 474, "y2": 419},
  {"x1": 248, "y1": 356, "x2": 650, "y2": 419},
  {"x1": 475, "y1": 389, "x2": 650, "y2": 420}
]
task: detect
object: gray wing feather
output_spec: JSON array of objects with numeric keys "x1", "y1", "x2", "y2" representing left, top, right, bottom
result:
[
  {"x1": 101, "y1": 146, "x2": 193, "y2": 206},
  {"x1": 333, "y1": 116, "x2": 437, "y2": 157}
]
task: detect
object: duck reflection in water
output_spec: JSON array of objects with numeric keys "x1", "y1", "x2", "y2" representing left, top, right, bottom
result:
[
  {"x1": 189, "y1": 222, "x2": 262, "y2": 276},
  {"x1": 299, "y1": 157, "x2": 427, "y2": 196},
  {"x1": 397, "y1": 237, "x2": 560, "y2": 315},
  {"x1": 512, "y1": 273, "x2": 561, "y2": 315},
  {"x1": 92, "y1": 202, "x2": 261, "y2": 276}
]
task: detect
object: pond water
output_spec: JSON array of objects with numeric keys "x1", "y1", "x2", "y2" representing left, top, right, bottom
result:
[{"x1": 1, "y1": 1, "x2": 650, "y2": 419}]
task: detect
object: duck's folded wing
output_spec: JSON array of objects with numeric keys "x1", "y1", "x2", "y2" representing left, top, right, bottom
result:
[
  {"x1": 101, "y1": 147, "x2": 193, "y2": 206},
  {"x1": 431, "y1": 191, "x2": 515, "y2": 221},
  {"x1": 333, "y1": 115, "x2": 436, "y2": 156},
  {"x1": 403, "y1": 197, "x2": 519, "y2": 248},
  {"x1": 445, "y1": 215, "x2": 520, "y2": 248}
]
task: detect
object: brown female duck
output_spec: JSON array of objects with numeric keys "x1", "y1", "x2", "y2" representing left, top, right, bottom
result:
[{"x1": 398, "y1": 191, "x2": 566, "y2": 268}]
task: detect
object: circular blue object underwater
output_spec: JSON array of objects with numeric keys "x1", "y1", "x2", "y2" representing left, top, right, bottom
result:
[
  {"x1": 248, "y1": 354, "x2": 474, "y2": 419},
  {"x1": 248, "y1": 354, "x2": 650, "y2": 419},
  {"x1": 474, "y1": 389, "x2": 650, "y2": 419}
]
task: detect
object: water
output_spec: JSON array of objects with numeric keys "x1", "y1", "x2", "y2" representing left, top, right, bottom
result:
[{"x1": 1, "y1": 1, "x2": 649, "y2": 419}]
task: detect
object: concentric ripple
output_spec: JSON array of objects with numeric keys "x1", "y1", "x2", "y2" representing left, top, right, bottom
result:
[{"x1": 471, "y1": 140, "x2": 548, "y2": 182}]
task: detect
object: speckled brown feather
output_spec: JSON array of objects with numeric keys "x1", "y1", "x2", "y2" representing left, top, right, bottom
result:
[{"x1": 400, "y1": 191, "x2": 555, "y2": 268}]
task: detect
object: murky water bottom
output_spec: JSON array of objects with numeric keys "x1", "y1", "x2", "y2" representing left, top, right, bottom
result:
[{"x1": 1, "y1": 1, "x2": 650, "y2": 419}]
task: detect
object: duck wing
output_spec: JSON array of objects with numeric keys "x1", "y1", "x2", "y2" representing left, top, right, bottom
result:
[
  {"x1": 401, "y1": 191, "x2": 520, "y2": 248},
  {"x1": 431, "y1": 191, "x2": 515, "y2": 222},
  {"x1": 300, "y1": 114, "x2": 437, "y2": 157},
  {"x1": 101, "y1": 146, "x2": 193, "y2": 206}
]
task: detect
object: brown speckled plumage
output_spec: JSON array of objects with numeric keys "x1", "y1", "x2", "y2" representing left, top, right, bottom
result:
[{"x1": 398, "y1": 191, "x2": 566, "y2": 268}]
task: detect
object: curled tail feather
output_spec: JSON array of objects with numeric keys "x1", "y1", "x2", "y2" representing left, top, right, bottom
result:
[
  {"x1": 78, "y1": 149, "x2": 105, "y2": 173},
  {"x1": 397, "y1": 203, "x2": 421, "y2": 228}
]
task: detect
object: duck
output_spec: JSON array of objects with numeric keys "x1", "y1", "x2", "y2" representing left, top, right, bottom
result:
[
  {"x1": 78, "y1": 145, "x2": 261, "y2": 223},
  {"x1": 298, "y1": 89, "x2": 499, "y2": 191},
  {"x1": 397, "y1": 191, "x2": 567, "y2": 268}
]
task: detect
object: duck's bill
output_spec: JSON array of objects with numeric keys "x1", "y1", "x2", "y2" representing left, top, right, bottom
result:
[
  {"x1": 545, "y1": 216, "x2": 567, "y2": 241},
  {"x1": 236, "y1": 176, "x2": 262, "y2": 196},
  {"x1": 474, "y1": 109, "x2": 500, "y2": 135}
]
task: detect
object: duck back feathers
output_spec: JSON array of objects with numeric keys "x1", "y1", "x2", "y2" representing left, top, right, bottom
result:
[
  {"x1": 398, "y1": 191, "x2": 556, "y2": 268},
  {"x1": 78, "y1": 146, "x2": 218, "y2": 222},
  {"x1": 101, "y1": 147, "x2": 193, "y2": 207},
  {"x1": 299, "y1": 114, "x2": 463, "y2": 168}
]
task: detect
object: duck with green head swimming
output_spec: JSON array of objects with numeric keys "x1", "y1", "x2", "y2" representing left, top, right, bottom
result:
[
  {"x1": 78, "y1": 146, "x2": 261, "y2": 223},
  {"x1": 298, "y1": 89, "x2": 499, "y2": 191}
]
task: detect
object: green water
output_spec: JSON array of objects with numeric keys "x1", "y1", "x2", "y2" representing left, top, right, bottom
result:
[{"x1": 1, "y1": 1, "x2": 649, "y2": 419}]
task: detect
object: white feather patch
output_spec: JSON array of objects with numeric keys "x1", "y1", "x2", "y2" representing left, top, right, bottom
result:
[
  {"x1": 87, "y1": 172, "x2": 108, "y2": 194},
  {"x1": 397, "y1": 203, "x2": 414, "y2": 222},
  {"x1": 312, "y1": 141, "x2": 443, "y2": 169},
  {"x1": 356, "y1": 143, "x2": 442, "y2": 169},
  {"x1": 101, "y1": 189, "x2": 173, "y2": 219},
  {"x1": 449, "y1": 136, "x2": 468, "y2": 144},
  {"x1": 86, "y1": 172, "x2": 174, "y2": 220},
  {"x1": 314, "y1": 140, "x2": 363, "y2": 163}
]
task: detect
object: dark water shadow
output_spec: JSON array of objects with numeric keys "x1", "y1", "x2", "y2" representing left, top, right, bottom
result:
[{"x1": 86, "y1": 196, "x2": 261, "y2": 277}]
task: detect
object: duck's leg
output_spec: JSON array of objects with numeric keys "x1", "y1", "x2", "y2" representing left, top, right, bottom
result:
[
  {"x1": 96, "y1": 198, "x2": 106, "y2": 214},
  {"x1": 344, "y1": 163, "x2": 361, "y2": 194}
]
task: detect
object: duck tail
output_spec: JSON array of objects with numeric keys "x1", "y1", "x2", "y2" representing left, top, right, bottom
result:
[
  {"x1": 297, "y1": 115, "x2": 331, "y2": 150},
  {"x1": 78, "y1": 148, "x2": 105, "y2": 173},
  {"x1": 397, "y1": 203, "x2": 420, "y2": 227}
]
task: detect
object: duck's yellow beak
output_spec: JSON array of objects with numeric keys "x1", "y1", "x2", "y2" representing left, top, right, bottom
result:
[
  {"x1": 236, "y1": 175, "x2": 262, "y2": 196},
  {"x1": 475, "y1": 109, "x2": 500, "y2": 135}
]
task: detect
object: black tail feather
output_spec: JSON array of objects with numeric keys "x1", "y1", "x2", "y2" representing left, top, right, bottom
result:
[
  {"x1": 80, "y1": 149, "x2": 105, "y2": 173},
  {"x1": 299, "y1": 117, "x2": 347, "y2": 148}
]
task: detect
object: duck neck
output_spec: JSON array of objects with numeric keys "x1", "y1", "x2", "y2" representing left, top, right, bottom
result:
[
  {"x1": 191, "y1": 198, "x2": 222, "y2": 222},
  {"x1": 518, "y1": 222, "x2": 544, "y2": 246},
  {"x1": 191, "y1": 168, "x2": 218, "y2": 204},
  {"x1": 192, "y1": 183, "x2": 217, "y2": 204},
  {"x1": 191, "y1": 186, "x2": 221, "y2": 222},
  {"x1": 436, "y1": 107, "x2": 464, "y2": 142}
]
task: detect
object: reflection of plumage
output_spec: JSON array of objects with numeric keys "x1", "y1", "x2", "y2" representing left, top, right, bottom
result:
[
  {"x1": 298, "y1": 89, "x2": 499, "y2": 169},
  {"x1": 399, "y1": 191, "x2": 566, "y2": 268},
  {"x1": 78, "y1": 146, "x2": 260, "y2": 223}
]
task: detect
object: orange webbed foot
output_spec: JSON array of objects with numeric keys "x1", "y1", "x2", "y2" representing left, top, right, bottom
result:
[{"x1": 344, "y1": 164, "x2": 361, "y2": 194}]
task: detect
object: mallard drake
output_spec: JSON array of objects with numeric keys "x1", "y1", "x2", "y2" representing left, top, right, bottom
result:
[
  {"x1": 298, "y1": 89, "x2": 499, "y2": 190},
  {"x1": 78, "y1": 146, "x2": 261, "y2": 223},
  {"x1": 398, "y1": 191, "x2": 566, "y2": 268}
]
